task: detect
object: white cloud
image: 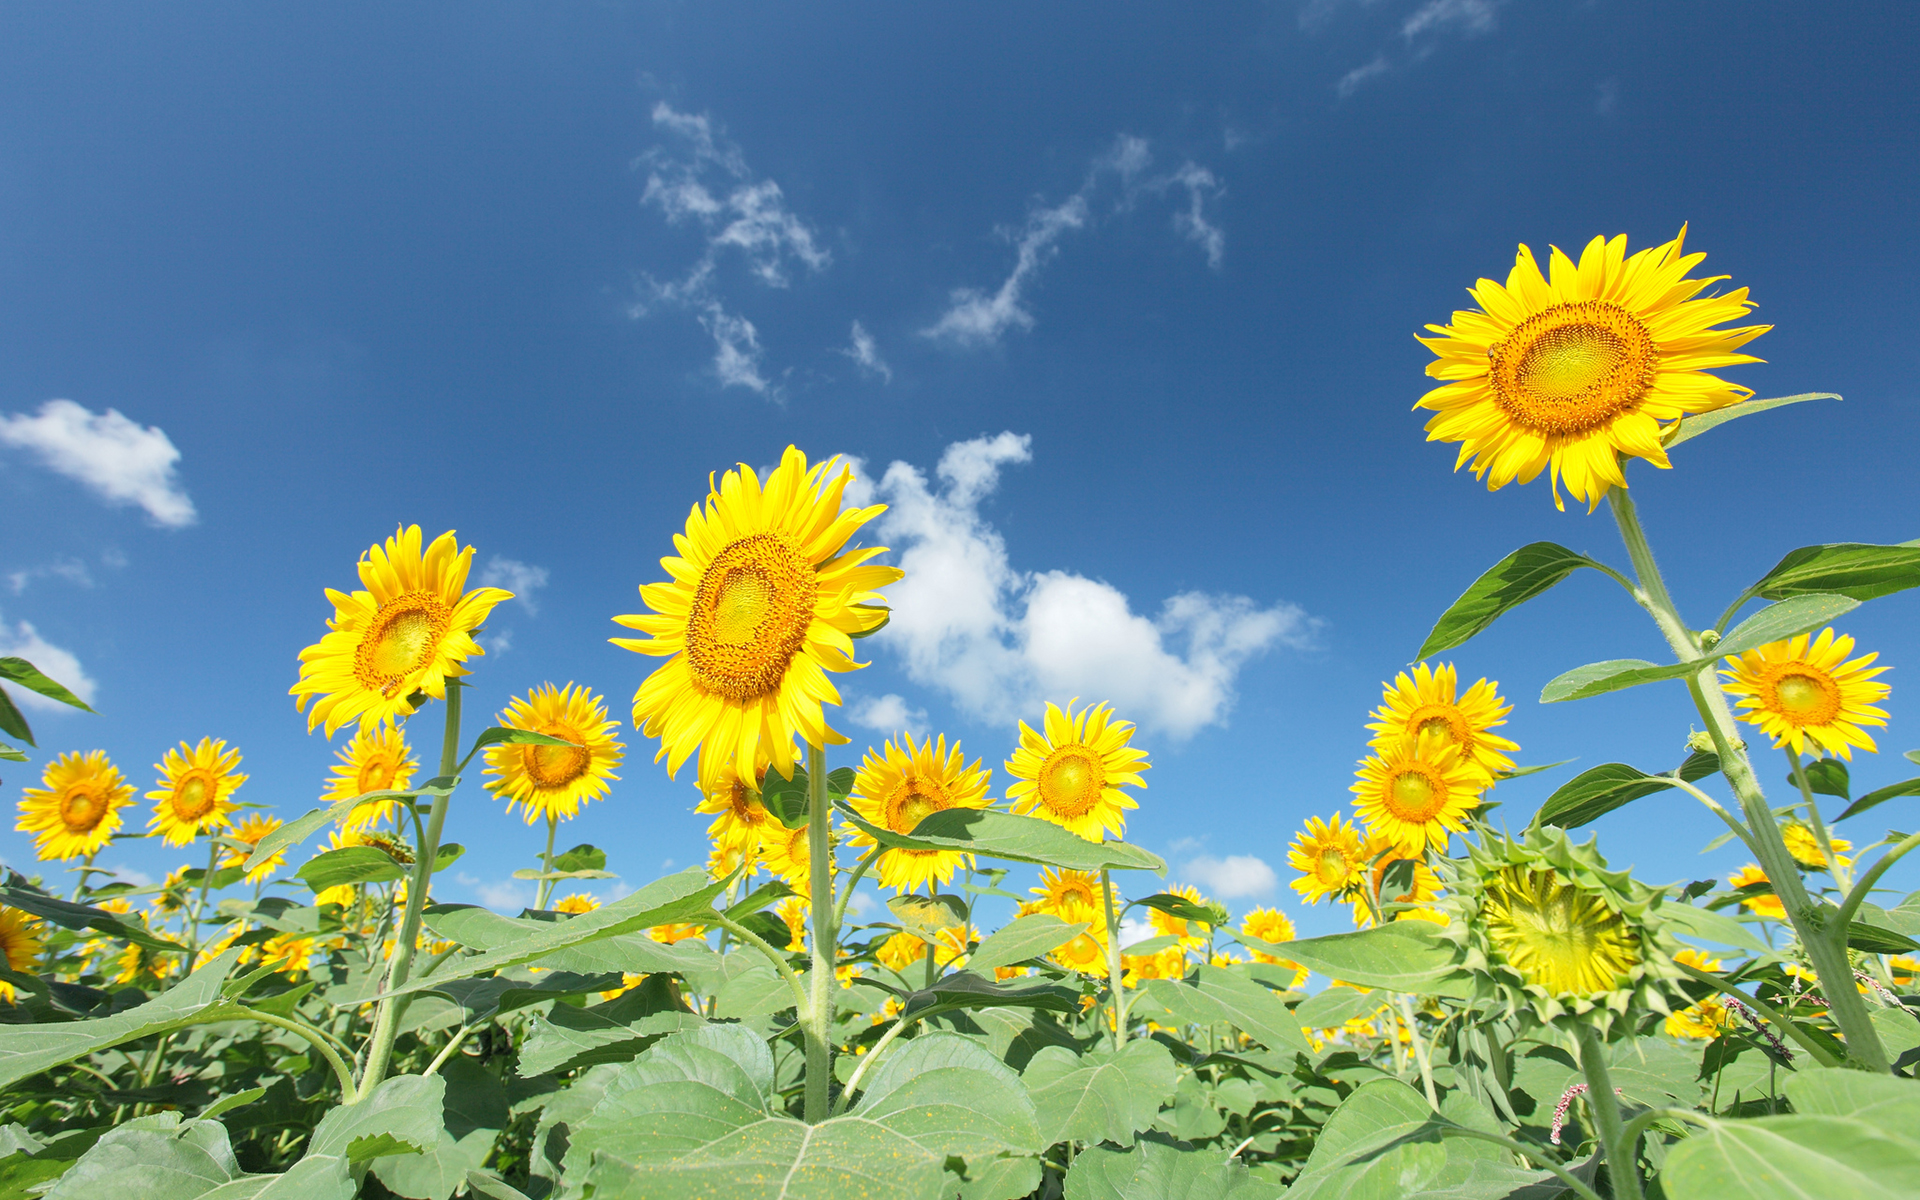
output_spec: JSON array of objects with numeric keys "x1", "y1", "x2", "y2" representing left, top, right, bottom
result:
[
  {"x1": 1336, "y1": 55, "x2": 1392, "y2": 97},
  {"x1": 479, "y1": 556, "x2": 550, "y2": 615},
  {"x1": 1402, "y1": 0, "x2": 1497, "y2": 38},
  {"x1": 7, "y1": 557, "x2": 94, "y2": 595},
  {"x1": 1182, "y1": 854, "x2": 1278, "y2": 900},
  {"x1": 102, "y1": 865, "x2": 154, "y2": 887},
  {"x1": 484, "y1": 629, "x2": 514, "y2": 655},
  {"x1": 849, "y1": 693, "x2": 928, "y2": 738},
  {"x1": 1171, "y1": 163, "x2": 1225, "y2": 270},
  {"x1": 1117, "y1": 916, "x2": 1155, "y2": 949},
  {"x1": 845, "y1": 889, "x2": 879, "y2": 919},
  {"x1": 841, "y1": 320, "x2": 892, "y2": 382},
  {"x1": 0, "y1": 615, "x2": 97, "y2": 713},
  {"x1": 465, "y1": 875, "x2": 533, "y2": 913},
  {"x1": 861, "y1": 434, "x2": 1315, "y2": 738},
  {"x1": 0, "y1": 399, "x2": 195, "y2": 527},
  {"x1": 700, "y1": 303, "x2": 772, "y2": 394}
]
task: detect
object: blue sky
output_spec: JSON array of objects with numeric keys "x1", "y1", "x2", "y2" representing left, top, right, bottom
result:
[{"x1": 2, "y1": 1, "x2": 1916, "y2": 935}]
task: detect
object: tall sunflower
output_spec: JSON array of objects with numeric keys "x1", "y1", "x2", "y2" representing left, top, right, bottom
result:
[
  {"x1": 1416, "y1": 227, "x2": 1770, "y2": 511},
  {"x1": 844, "y1": 733, "x2": 993, "y2": 892},
  {"x1": 1350, "y1": 733, "x2": 1483, "y2": 855},
  {"x1": 1720, "y1": 628, "x2": 1890, "y2": 760},
  {"x1": 1005, "y1": 700, "x2": 1150, "y2": 842},
  {"x1": 147, "y1": 738, "x2": 247, "y2": 846},
  {"x1": 16, "y1": 750, "x2": 135, "y2": 861},
  {"x1": 323, "y1": 724, "x2": 419, "y2": 831},
  {"x1": 1366, "y1": 663, "x2": 1519, "y2": 783},
  {"x1": 0, "y1": 907, "x2": 43, "y2": 1003},
  {"x1": 1288, "y1": 813, "x2": 1368, "y2": 904},
  {"x1": 612, "y1": 447, "x2": 902, "y2": 795},
  {"x1": 224, "y1": 814, "x2": 287, "y2": 883},
  {"x1": 291, "y1": 526, "x2": 513, "y2": 736},
  {"x1": 484, "y1": 683, "x2": 624, "y2": 824}
]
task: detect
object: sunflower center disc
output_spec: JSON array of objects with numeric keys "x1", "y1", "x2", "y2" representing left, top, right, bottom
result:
[
  {"x1": 60, "y1": 787, "x2": 101, "y2": 831},
  {"x1": 1772, "y1": 670, "x2": 1841, "y2": 723},
  {"x1": 1388, "y1": 767, "x2": 1446, "y2": 823},
  {"x1": 524, "y1": 725, "x2": 591, "y2": 788},
  {"x1": 1408, "y1": 705, "x2": 1468, "y2": 752},
  {"x1": 893, "y1": 785, "x2": 946, "y2": 832},
  {"x1": 1490, "y1": 300, "x2": 1659, "y2": 436},
  {"x1": 1484, "y1": 868, "x2": 1640, "y2": 995},
  {"x1": 357, "y1": 591, "x2": 453, "y2": 697},
  {"x1": 728, "y1": 779, "x2": 761, "y2": 820},
  {"x1": 356, "y1": 754, "x2": 400, "y2": 795},
  {"x1": 1317, "y1": 847, "x2": 1350, "y2": 885},
  {"x1": 1039, "y1": 747, "x2": 1104, "y2": 819},
  {"x1": 688, "y1": 533, "x2": 818, "y2": 701},
  {"x1": 172, "y1": 773, "x2": 218, "y2": 822}
]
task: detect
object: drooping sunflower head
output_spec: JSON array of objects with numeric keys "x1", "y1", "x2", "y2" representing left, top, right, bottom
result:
[
  {"x1": 292, "y1": 526, "x2": 514, "y2": 736},
  {"x1": 845, "y1": 732, "x2": 994, "y2": 893},
  {"x1": 1416, "y1": 227, "x2": 1770, "y2": 511},
  {"x1": 1148, "y1": 884, "x2": 1216, "y2": 950},
  {"x1": 16, "y1": 750, "x2": 136, "y2": 861},
  {"x1": 146, "y1": 738, "x2": 247, "y2": 846},
  {"x1": 1782, "y1": 821, "x2": 1851, "y2": 871},
  {"x1": 1351, "y1": 733, "x2": 1484, "y2": 855},
  {"x1": 325, "y1": 724, "x2": 419, "y2": 831},
  {"x1": 1721, "y1": 629, "x2": 1890, "y2": 761},
  {"x1": 224, "y1": 814, "x2": 287, "y2": 883},
  {"x1": 484, "y1": 682, "x2": 625, "y2": 824},
  {"x1": 1028, "y1": 867, "x2": 1112, "y2": 927},
  {"x1": 695, "y1": 763, "x2": 774, "y2": 860},
  {"x1": 1239, "y1": 907, "x2": 1308, "y2": 987},
  {"x1": 613, "y1": 447, "x2": 903, "y2": 795},
  {"x1": 0, "y1": 907, "x2": 43, "y2": 1003},
  {"x1": 1366, "y1": 663, "x2": 1519, "y2": 783},
  {"x1": 1288, "y1": 813, "x2": 1368, "y2": 904},
  {"x1": 1005, "y1": 699, "x2": 1149, "y2": 843},
  {"x1": 1441, "y1": 826, "x2": 1685, "y2": 1030}
]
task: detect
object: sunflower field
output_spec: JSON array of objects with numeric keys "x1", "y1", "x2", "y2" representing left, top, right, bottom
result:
[{"x1": 3, "y1": 228, "x2": 1919, "y2": 1200}]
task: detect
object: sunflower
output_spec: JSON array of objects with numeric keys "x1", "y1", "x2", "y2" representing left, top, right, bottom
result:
[
  {"x1": 1049, "y1": 927, "x2": 1110, "y2": 976},
  {"x1": 844, "y1": 733, "x2": 993, "y2": 892},
  {"x1": 1288, "y1": 813, "x2": 1368, "y2": 904},
  {"x1": 16, "y1": 751, "x2": 136, "y2": 861},
  {"x1": 554, "y1": 893, "x2": 601, "y2": 915},
  {"x1": 0, "y1": 908, "x2": 43, "y2": 1003},
  {"x1": 775, "y1": 896, "x2": 809, "y2": 952},
  {"x1": 1350, "y1": 843, "x2": 1444, "y2": 928},
  {"x1": 1415, "y1": 226, "x2": 1770, "y2": 511},
  {"x1": 1782, "y1": 822, "x2": 1852, "y2": 871},
  {"x1": 1148, "y1": 884, "x2": 1214, "y2": 951},
  {"x1": 291, "y1": 526, "x2": 513, "y2": 736},
  {"x1": 146, "y1": 738, "x2": 247, "y2": 846},
  {"x1": 696, "y1": 765, "x2": 775, "y2": 860},
  {"x1": 224, "y1": 814, "x2": 287, "y2": 883},
  {"x1": 649, "y1": 922, "x2": 706, "y2": 945},
  {"x1": 1721, "y1": 629, "x2": 1890, "y2": 760},
  {"x1": 1027, "y1": 868, "x2": 1114, "y2": 929},
  {"x1": 1481, "y1": 868, "x2": 1641, "y2": 997},
  {"x1": 260, "y1": 932, "x2": 318, "y2": 978},
  {"x1": 112, "y1": 942, "x2": 178, "y2": 986},
  {"x1": 1890, "y1": 956, "x2": 1918, "y2": 989},
  {"x1": 1122, "y1": 944, "x2": 1189, "y2": 987},
  {"x1": 194, "y1": 922, "x2": 250, "y2": 972},
  {"x1": 1005, "y1": 700, "x2": 1150, "y2": 842},
  {"x1": 1240, "y1": 907, "x2": 1308, "y2": 988},
  {"x1": 324, "y1": 724, "x2": 419, "y2": 831},
  {"x1": 1366, "y1": 663, "x2": 1519, "y2": 784},
  {"x1": 612, "y1": 447, "x2": 902, "y2": 795},
  {"x1": 1727, "y1": 864, "x2": 1786, "y2": 920},
  {"x1": 1665, "y1": 950, "x2": 1732, "y2": 1039},
  {"x1": 484, "y1": 683, "x2": 624, "y2": 824},
  {"x1": 1350, "y1": 734, "x2": 1483, "y2": 855},
  {"x1": 706, "y1": 842, "x2": 755, "y2": 883},
  {"x1": 757, "y1": 821, "x2": 815, "y2": 894}
]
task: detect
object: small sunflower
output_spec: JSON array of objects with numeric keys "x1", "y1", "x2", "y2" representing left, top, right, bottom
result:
[
  {"x1": 553, "y1": 893, "x2": 601, "y2": 915},
  {"x1": 757, "y1": 821, "x2": 814, "y2": 894},
  {"x1": 1240, "y1": 907, "x2": 1309, "y2": 988},
  {"x1": 0, "y1": 907, "x2": 44, "y2": 1003},
  {"x1": 1366, "y1": 663, "x2": 1519, "y2": 783},
  {"x1": 1665, "y1": 950, "x2": 1732, "y2": 1039},
  {"x1": 260, "y1": 932, "x2": 318, "y2": 978},
  {"x1": 484, "y1": 683, "x2": 624, "y2": 824},
  {"x1": 224, "y1": 814, "x2": 287, "y2": 883},
  {"x1": 1727, "y1": 864, "x2": 1786, "y2": 920},
  {"x1": 649, "y1": 922, "x2": 707, "y2": 945},
  {"x1": 1122, "y1": 944, "x2": 1186, "y2": 987},
  {"x1": 696, "y1": 765, "x2": 775, "y2": 860},
  {"x1": 775, "y1": 896, "x2": 809, "y2": 952},
  {"x1": 1721, "y1": 629, "x2": 1890, "y2": 760},
  {"x1": 16, "y1": 750, "x2": 136, "y2": 861},
  {"x1": 324, "y1": 724, "x2": 419, "y2": 831},
  {"x1": 612, "y1": 447, "x2": 902, "y2": 796},
  {"x1": 292, "y1": 525, "x2": 514, "y2": 736},
  {"x1": 1782, "y1": 822, "x2": 1852, "y2": 871},
  {"x1": 1288, "y1": 813, "x2": 1369, "y2": 904},
  {"x1": 1148, "y1": 884, "x2": 1214, "y2": 951},
  {"x1": 112, "y1": 941, "x2": 178, "y2": 987},
  {"x1": 844, "y1": 733, "x2": 993, "y2": 893},
  {"x1": 1028, "y1": 867, "x2": 1113, "y2": 928},
  {"x1": 1049, "y1": 927, "x2": 1110, "y2": 976},
  {"x1": 1350, "y1": 734, "x2": 1483, "y2": 855},
  {"x1": 1005, "y1": 700, "x2": 1150, "y2": 842},
  {"x1": 1416, "y1": 226, "x2": 1770, "y2": 511},
  {"x1": 146, "y1": 738, "x2": 247, "y2": 846}
]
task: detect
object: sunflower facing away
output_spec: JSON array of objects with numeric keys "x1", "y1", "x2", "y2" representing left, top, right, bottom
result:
[
  {"x1": 291, "y1": 525, "x2": 513, "y2": 737},
  {"x1": 1351, "y1": 733, "x2": 1484, "y2": 855},
  {"x1": 1416, "y1": 227, "x2": 1770, "y2": 511},
  {"x1": 0, "y1": 907, "x2": 43, "y2": 1003},
  {"x1": 612, "y1": 447, "x2": 902, "y2": 796},
  {"x1": 17, "y1": 750, "x2": 135, "y2": 861},
  {"x1": 1005, "y1": 700, "x2": 1150, "y2": 842},
  {"x1": 1721, "y1": 628, "x2": 1890, "y2": 760},
  {"x1": 1288, "y1": 813, "x2": 1368, "y2": 904},
  {"x1": 224, "y1": 814, "x2": 287, "y2": 883},
  {"x1": 147, "y1": 738, "x2": 247, "y2": 846},
  {"x1": 484, "y1": 682, "x2": 624, "y2": 824},
  {"x1": 1481, "y1": 867, "x2": 1641, "y2": 998},
  {"x1": 844, "y1": 732, "x2": 993, "y2": 892},
  {"x1": 324, "y1": 724, "x2": 419, "y2": 831},
  {"x1": 1366, "y1": 663, "x2": 1519, "y2": 784}
]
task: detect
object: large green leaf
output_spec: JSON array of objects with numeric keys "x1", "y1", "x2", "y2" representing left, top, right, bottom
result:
[
  {"x1": 371, "y1": 1058, "x2": 512, "y2": 1200},
  {"x1": 839, "y1": 806, "x2": 1166, "y2": 874},
  {"x1": 898, "y1": 971, "x2": 1080, "y2": 1023},
  {"x1": 0, "y1": 658, "x2": 92, "y2": 712},
  {"x1": 297, "y1": 846, "x2": 407, "y2": 891},
  {"x1": 1416, "y1": 543, "x2": 1608, "y2": 660},
  {"x1": 1658, "y1": 899, "x2": 1772, "y2": 954},
  {"x1": 0, "y1": 877, "x2": 183, "y2": 952},
  {"x1": 1540, "y1": 658, "x2": 1692, "y2": 704},
  {"x1": 1785, "y1": 1070, "x2": 1920, "y2": 1129},
  {"x1": 1663, "y1": 392, "x2": 1841, "y2": 449},
  {"x1": 1719, "y1": 593, "x2": 1861, "y2": 654},
  {"x1": 1064, "y1": 1134, "x2": 1279, "y2": 1200},
  {"x1": 1137, "y1": 966, "x2": 1311, "y2": 1053},
  {"x1": 847, "y1": 1033, "x2": 1041, "y2": 1159},
  {"x1": 42, "y1": 1113, "x2": 352, "y2": 1200},
  {"x1": 967, "y1": 913, "x2": 1088, "y2": 976},
  {"x1": 1293, "y1": 986, "x2": 1380, "y2": 1029},
  {"x1": 1534, "y1": 751, "x2": 1721, "y2": 830},
  {"x1": 308, "y1": 1073, "x2": 443, "y2": 1163},
  {"x1": 517, "y1": 982, "x2": 706, "y2": 1076},
  {"x1": 1250, "y1": 922, "x2": 1470, "y2": 996},
  {"x1": 1282, "y1": 1078, "x2": 1446, "y2": 1200},
  {"x1": 1662, "y1": 1114, "x2": 1920, "y2": 1200},
  {"x1": 1022, "y1": 1039, "x2": 1177, "y2": 1147},
  {"x1": 1748, "y1": 540, "x2": 1920, "y2": 603}
]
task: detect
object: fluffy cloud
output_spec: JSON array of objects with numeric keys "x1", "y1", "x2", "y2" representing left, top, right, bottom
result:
[
  {"x1": 857, "y1": 434, "x2": 1315, "y2": 737},
  {"x1": 0, "y1": 399, "x2": 195, "y2": 527},
  {"x1": 841, "y1": 320, "x2": 892, "y2": 382},
  {"x1": 1182, "y1": 854, "x2": 1279, "y2": 900},
  {"x1": 0, "y1": 615, "x2": 97, "y2": 714},
  {"x1": 479, "y1": 556, "x2": 550, "y2": 615},
  {"x1": 849, "y1": 693, "x2": 929, "y2": 738}
]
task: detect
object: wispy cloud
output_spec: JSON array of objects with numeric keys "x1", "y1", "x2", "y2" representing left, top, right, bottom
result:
[
  {"x1": 922, "y1": 196, "x2": 1089, "y2": 347},
  {"x1": 840, "y1": 320, "x2": 892, "y2": 382},
  {"x1": 458, "y1": 873, "x2": 534, "y2": 913},
  {"x1": 480, "y1": 556, "x2": 550, "y2": 615},
  {"x1": 1322, "y1": 0, "x2": 1505, "y2": 96},
  {"x1": 1171, "y1": 163, "x2": 1226, "y2": 269},
  {"x1": 1336, "y1": 55, "x2": 1391, "y2": 98},
  {"x1": 849, "y1": 693, "x2": 928, "y2": 738},
  {"x1": 633, "y1": 103, "x2": 830, "y2": 396},
  {"x1": 1182, "y1": 854, "x2": 1278, "y2": 900},
  {"x1": 0, "y1": 400, "x2": 195, "y2": 527},
  {"x1": 7, "y1": 557, "x2": 95, "y2": 595},
  {"x1": 0, "y1": 614, "x2": 97, "y2": 713},
  {"x1": 1401, "y1": 0, "x2": 1497, "y2": 38}
]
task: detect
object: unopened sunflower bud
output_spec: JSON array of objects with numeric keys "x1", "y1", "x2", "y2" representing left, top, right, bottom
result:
[
  {"x1": 1697, "y1": 629, "x2": 1721, "y2": 650},
  {"x1": 1685, "y1": 731, "x2": 1717, "y2": 754}
]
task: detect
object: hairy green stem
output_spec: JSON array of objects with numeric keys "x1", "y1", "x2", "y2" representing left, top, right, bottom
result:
[
  {"x1": 833, "y1": 1012, "x2": 918, "y2": 1116},
  {"x1": 1617, "y1": 1106, "x2": 1715, "y2": 1156},
  {"x1": 710, "y1": 911, "x2": 811, "y2": 1017},
  {"x1": 535, "y1": 813, "x2": 559, "y2": 910},
  {"x1": 1573, "y1": 1024, "x2": 1642, "y2": 1200},
  {"x1": 217, "y1": 1006, "x2": 358, "y2": 1097},
  {"x1": 422, "y1": 1020, "x2": 483, "y2": 1077},
  {"x1": 1102, "y1": 869, "x2": 1126, "y2": 1049},
  {"x1": 1399, "y1": 995, "x2": 1438, "y2": 1109},
  {"x1": 803, "y1": 743, "x2": 835, "y2": 1123}
]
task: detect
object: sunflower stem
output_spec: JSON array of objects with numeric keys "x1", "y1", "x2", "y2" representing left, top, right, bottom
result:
[
  {"x1": 1102, "y1": 869, "x2": 1126, "y2": 1049},
  {"x1": 803, "y1": 743, "x2": 835, "y2": 1123},
  {"x1": 1572, "y1": 1024, "x2": 1643, "y2": 1200},
  {"x1": 358, "y1": 684, "x2": 462, "y2": 1100},
  {"x1": 535, "y1": 813, "x2": 558, "y2": 910},
  {"x1": 185, "y1": 838, "x2": 220, "y2": 967},
  {"x1": 1607, "y1": 485, "x2": 1889, "y2": 1072},
  {"x1": 1399, "y1": 994, "x2": 1438, "y2": 1109},
  {"x1": 1785, "y1": 747, "x2": 1853, "y2": 892}
]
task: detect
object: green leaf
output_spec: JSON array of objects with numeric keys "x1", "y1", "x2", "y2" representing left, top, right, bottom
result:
[
  {"x1": 0, "y1": 878, "x2": 184, "y2": 952},
  {"x1": 1534, "y1": 749, "x2": 1721, "y2": 830},
  {"x1": 0, "y1": 740, "x2": 27, "y2": 762},
  {"x1": 551, "y1": 844, "x2": 607, "y2": 873},
  {"x1": 1023, "y1": 1038, "x2": 1178, "y2": 1148},
  {"x1": 1844, "y1": 922, "x2": 1920, "y2": 955},
  {"x1": 199, "y1": 1086, "x2": 269, "y2": 1121},
  {"x1": 309, "y1": 1074, "x2": 443, "y2": 1163},
  {"x1": 0, "y1": 658, "x2": 92, "y2": 712},
  {"x1": 37, "y1": 1112, "x2": 355, "y2": 1200},
  {"x1": 721, "y1": 879, "x2": 793, "y2": 921},
  {"x1": 1294, "y1": 986, "x2": 1380, "y2": 1029},
  {"x1": 761, "y1": 770, "x2": 809, "y2": 828},
  {"x1": 1493, "y1": 759, "x2": 1576, "y2": 781},
  {"x1": 888, "y1": 893, "x2": 969, "y2": 941},
  {"x1": 827, "y1": 766, "x2": 856, "y2": 797},
  {"x1": 1064, "y1": 1134, "x2": 1277, "y2": 1200},
  {"x1": 1786, "y1": 1069, "x2": 1920, "y2": 1130},
  {"x1": 1184, "y1": 965, "x2": 1312, "y2": 1053},
  {"x1": 847, "y1": 1032, "x2": 1041, "y2": 1159},
  {"x1": 0, "y1": 1127, "x2": 107, "y2": 1200},
  {"x1": 1792, "y1": 758, "x2": 1851, "y2": 799},
  {"x1": 297, "y1": 846, "x2": 406, "y2": 891},
  {"x1": 246, "y1": 775, "x2": 457, "y2": 871},
  {"x1": 464, "y1": 726, "x2": 578, "y2": 759},
  {"x1": 1664, "y1": 392, "x2": 1841, "y2": 450},
  {"x1": 517, "y1": 980, "x2": 706, "y2": 1076},
  {"x1": 419, "y1": 903, "x2": 720, "y2": 979},
  {"x1": 1662, "y1": 1114, "x2": 1920, "y2": 1200},
  {"x1": 967, "y1": 914, "x2": 1089, "y2": 976},
  {"x1": 1720, "y1": 593, "x2": 1862, "y2": 655},
  {"x1": 1658, "y1": 900, "x2": 1772, "y2": 954},
  {"x1": 1260, "y1": 922, "x2": 1471, "y2": 996},
  {"x1": 1282, "y1": 1078, "x2": 1447, "y2": 1200},
  {"x1": 371, "y1": 1057, "x2": 512, "y2": 1200},
  {"x1": 1839, "y1": 777, "x2": 1920, "y2": 822},
  {"x1": 0, "y1": 687, "x2": 32, "y2": 747},
  {"x1": 1417, "y1": 543, "x2": 1609, "y2": 660},
  {"x1": 898, "y1": 972, "x2": 1080, "y2": 1023},
  {"x1": 1747, "y1": 540, "x2": 1920, "y2": 603},
  {"x1": 1540, "y1": 658, "x2": 1694, "y2": 703},
  {"x1": 839, "y1": 805, "x2": 1166, "y2": 874},
  {"x1": 1118, "y1": 934, "x2": 1181, "y2": 958},
  {"x1": 1133, "y1": 893, "x2": 1228, "y2": 927}
]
